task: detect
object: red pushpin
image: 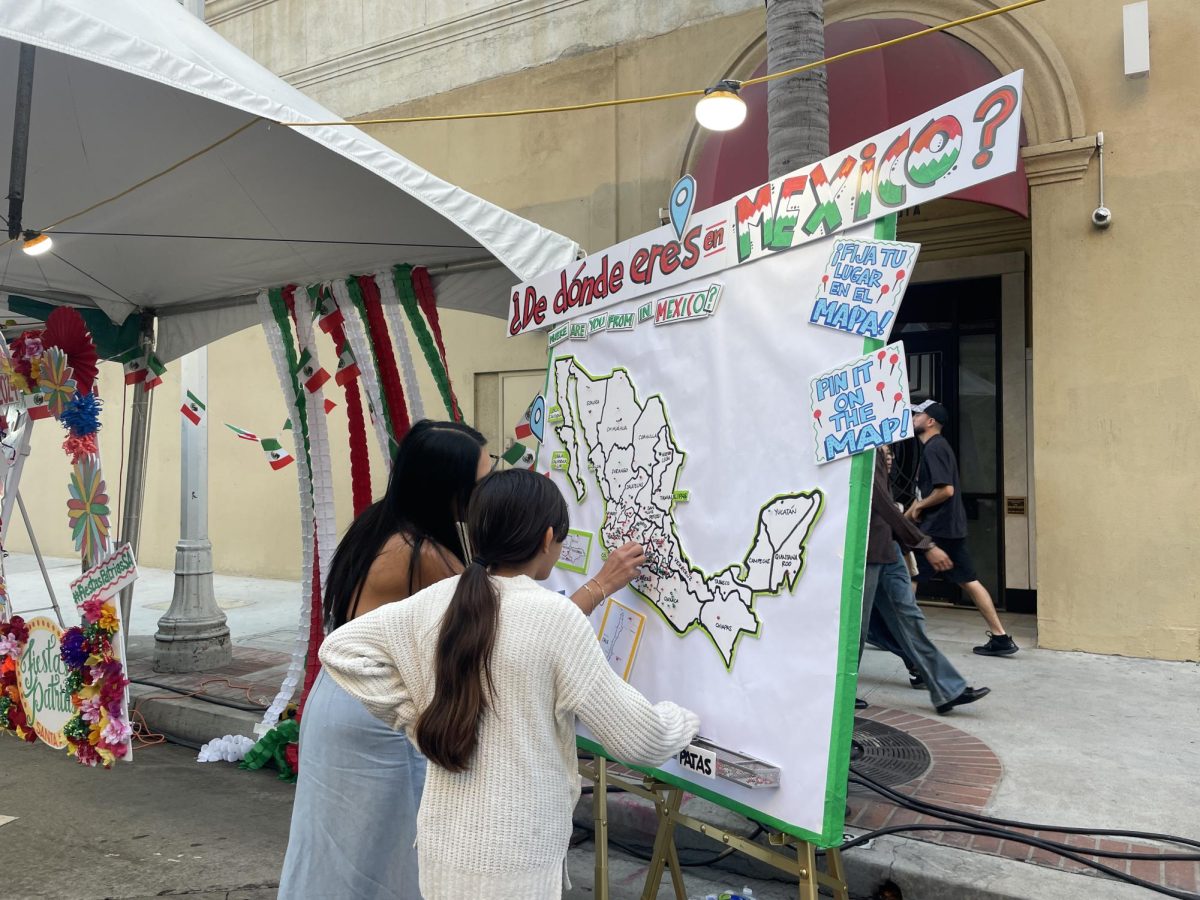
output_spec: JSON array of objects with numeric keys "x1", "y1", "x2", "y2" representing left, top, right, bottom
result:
[
  {"x1": 821, "y1": 274, "x2": 830, "y2": 293},
  {"x1": 876, "y1": 381, "x2": 885, "y2": 400},
  {"x1": 876, "y1": 350, "x2": 887, "y2": 364},
  {"x1": 879, "y1": 284, "x2": 890, "y2": 300},
  {"x1": 889, "y1": 353, "x2": 899, "y2": 373},
  {"x1": 813, "y1": 409, "x2": 822, "y2": 422},
  {"x1": 893, "y1": 391, "x2": 904, "y2": 410}
]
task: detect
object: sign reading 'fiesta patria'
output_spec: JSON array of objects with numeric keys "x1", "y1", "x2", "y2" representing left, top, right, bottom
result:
[{"x1": 18, "y1": 617, "x2": 74, "y2": 749}]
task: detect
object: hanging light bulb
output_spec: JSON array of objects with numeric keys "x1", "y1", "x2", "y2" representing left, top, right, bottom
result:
[
  {"x1": 21, "y1": 232, "x2": 52, "y2": 256},
  {"x1": 694, "y1": 80, "x2": 747, "y2": 132}
]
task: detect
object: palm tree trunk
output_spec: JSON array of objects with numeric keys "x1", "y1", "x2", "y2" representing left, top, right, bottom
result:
[{"x1": 766, "y1": 0, "x2": 829, "y2": 178}]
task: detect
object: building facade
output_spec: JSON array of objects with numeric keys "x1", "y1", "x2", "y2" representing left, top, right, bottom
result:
[{"x1": 10, "y1": 0, "x2": 1196, "y2": 662}]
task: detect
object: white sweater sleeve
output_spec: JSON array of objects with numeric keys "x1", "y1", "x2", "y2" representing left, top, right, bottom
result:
[
  {"x1": 318, "y1": 610, "x2": 417, "y2": 732},
  {"x1": 555, "y1": 602, "x2": 699, "y2": 767}
]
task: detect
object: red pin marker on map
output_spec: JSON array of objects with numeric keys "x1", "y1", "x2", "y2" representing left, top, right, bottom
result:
[
  {"x1": 879, "y1": 284, "x2": 890, "y2": 301},
  {"x1": 893, "y1": 391, "x2": 904, "y2": 410},
  {"x1": 813, "y1": 409, "x2": 822, "y2": 422},
  {"x1": 877, "y1": 350, "x2": 887, "y2": 364},
  {"x1": 889, "y1": 353, "x2": 899, "y2": 373},
  {"x1": 821, "y1": 275, "x2": 829, "y2": 293},
  {"x1": 895, "y1": 269, "x2": 906, "y2": 287},
  {"x1": 876, "y1": 381, "x2": 885, "y2": 400}
]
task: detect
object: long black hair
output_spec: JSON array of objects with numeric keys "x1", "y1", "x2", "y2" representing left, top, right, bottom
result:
[
  {"x1": 415, "y1": 469, "x2": 569, "y2": 773},
  {"x1": 323, "y1": 419, "x2": 487, "y2": 630}
]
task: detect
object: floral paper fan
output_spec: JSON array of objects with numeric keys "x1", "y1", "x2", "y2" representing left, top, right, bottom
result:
[{"x1": 42, "y1": 307, "x2": 98, "y2": 397}]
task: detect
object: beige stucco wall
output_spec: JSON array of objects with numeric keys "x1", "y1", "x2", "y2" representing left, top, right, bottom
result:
[
  {"x1": 15, "y1": 0, "x2": 1197, "y2": 660},
  {"x1": 1024, "y1": 0, "x2": 1199, "y2": 660}
]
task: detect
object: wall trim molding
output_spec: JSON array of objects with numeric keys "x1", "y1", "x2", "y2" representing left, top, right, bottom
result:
[{"x1": 1022, "y1": 135, "x2": 1097, "y2": 186}]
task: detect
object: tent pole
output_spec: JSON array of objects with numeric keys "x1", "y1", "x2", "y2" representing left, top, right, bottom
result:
[
  {"x1": 6, "y1": 43, "x2": 36, "y2": 240},
  {"x1": 118, "y1": 316, "x2": 155, "y2": 627}
]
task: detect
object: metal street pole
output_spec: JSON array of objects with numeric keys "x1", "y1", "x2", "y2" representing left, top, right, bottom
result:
[
  {"x1": 153, "y1": 348, "x2": 231, "y2": 671},
  {"x1": 118, "y1": 320, "x2": 155, "y2": 627}
]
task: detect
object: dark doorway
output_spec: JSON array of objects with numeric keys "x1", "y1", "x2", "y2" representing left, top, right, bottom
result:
[{"x1": 891, "y1": 277, "x2": 1006, "y2": 609}]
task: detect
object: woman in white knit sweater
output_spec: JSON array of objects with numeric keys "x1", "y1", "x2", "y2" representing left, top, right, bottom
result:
[{"x1": 320, "y1": 468, "x2": 700, "y2": 899}]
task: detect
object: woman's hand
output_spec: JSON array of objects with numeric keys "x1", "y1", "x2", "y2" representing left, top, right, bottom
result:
[{"x1": 593, "y1": 542, "x2": 646, "y2": 595}]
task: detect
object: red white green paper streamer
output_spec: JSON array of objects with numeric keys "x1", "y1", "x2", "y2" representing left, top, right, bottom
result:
[
  {"x1": 251, "y1": 289, "x2": 317, "y2": 735},
  {"x1": 291, "y1": 288, "x2": 339, "y2": 709},
  {"x1": 331, "y1": 279, "x2": 393, "y2": 458},
  {"x1": 395, "y1": 265, "x2": 459, "y2": 420},
  {"x1": 374, "y1": 270, "x2": 426, "y2": 423}
]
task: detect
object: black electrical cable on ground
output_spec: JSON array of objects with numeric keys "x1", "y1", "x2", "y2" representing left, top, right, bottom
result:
[
  {"x1": 129, "y1": 677, "x2": 269, "y2": 713},
  {"x1": 844, "y1": 766, "x2": 1200, "y2": 899}
]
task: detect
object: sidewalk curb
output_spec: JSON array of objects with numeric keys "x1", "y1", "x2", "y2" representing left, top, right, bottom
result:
[{"x1": 131, "y1": 683, "x2": 260, "y2": 748}]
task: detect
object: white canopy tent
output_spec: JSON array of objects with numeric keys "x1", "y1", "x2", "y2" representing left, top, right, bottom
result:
[{"x1": 0, "y1": 0, "x2": 578, "y2": 361}]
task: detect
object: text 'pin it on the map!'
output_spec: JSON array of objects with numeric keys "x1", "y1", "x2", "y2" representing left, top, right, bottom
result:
[{"x1": 668, "y1": 175, "x2": 697, "y2": 241}]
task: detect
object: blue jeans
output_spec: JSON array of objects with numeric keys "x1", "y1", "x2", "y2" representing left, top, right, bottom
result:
[{"x1": 867, "y1": 544, "x2": 968, "y2": 708}]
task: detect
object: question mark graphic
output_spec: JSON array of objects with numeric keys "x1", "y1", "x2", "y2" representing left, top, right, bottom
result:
[{"x1": 972, "y1": 85, "x2": 1018, "y2": 169}]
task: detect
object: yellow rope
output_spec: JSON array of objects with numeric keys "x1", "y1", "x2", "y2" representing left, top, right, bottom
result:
[
  {"x1": 2, "y1": 117, "x2": 260, "y2": 250},
  {"x1": 282, "y1": 0, "x2": 1045, "y2": 128}
]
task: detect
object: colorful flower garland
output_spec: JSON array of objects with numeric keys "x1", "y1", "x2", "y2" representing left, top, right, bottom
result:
[
  {"x1": 59, "y1": 600, "x2": 131, "y2": 766},
  {"x1": 0, "y1": 616, "x2": 35, "y2": 743},
  {"x1": 1, "y1": 309, "x2": 132, "y2": 767}
]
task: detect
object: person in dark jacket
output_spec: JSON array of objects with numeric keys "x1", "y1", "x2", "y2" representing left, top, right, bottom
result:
[{"x1": 858, "y1": 446, "x2": 990, "y2": 715}]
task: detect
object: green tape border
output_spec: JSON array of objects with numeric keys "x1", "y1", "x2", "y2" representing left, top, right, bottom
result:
[{"x1": 566, "y1": 214, "x2": 898, "y2": 848}]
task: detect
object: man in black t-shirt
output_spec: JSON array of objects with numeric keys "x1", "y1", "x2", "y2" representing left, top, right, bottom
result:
[{"x1": 906, "y1": 401, "x2": 1018, "y2": 657}]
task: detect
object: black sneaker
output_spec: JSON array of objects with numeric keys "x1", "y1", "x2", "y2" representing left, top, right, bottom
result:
[
  {"x1": 936, "y1": 686, "x2": 990, "y2": 715},
  {"x1": 855, "y1": 697, "x2": 868, "y2": 710},
  {"x1": 973, "y1": 632, "x2": 1019, "y2": 656},
  {"x1": 908, "y1": 669, "x2": 926, "y2": 690}
]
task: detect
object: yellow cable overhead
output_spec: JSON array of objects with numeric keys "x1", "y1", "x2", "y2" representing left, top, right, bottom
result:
[{"x1": 282, "y1": 0, "x2": 1045, "y2": 128}]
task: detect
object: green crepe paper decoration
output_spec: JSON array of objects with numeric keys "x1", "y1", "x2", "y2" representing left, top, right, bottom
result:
[
  {"x1": 239, "y1": 717, "x2": 301, "y2": 782},
  {"x1": 7, "y1": 295, "x2": 144, "y2": 362},
  {"x1": 392, "y1": 265, "x2": 456, "y2": 419}
]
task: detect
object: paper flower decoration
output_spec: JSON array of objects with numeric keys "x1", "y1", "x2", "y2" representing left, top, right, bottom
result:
[
  {"x1": 42, "y1": 307, "x2": 99, "y2": 397},
  {"x1": 67, "y1": 459, "x2": 110, "y2": 563},
  {"x1": 38, "y1": 348, "x2": 77, "y2": 419}
]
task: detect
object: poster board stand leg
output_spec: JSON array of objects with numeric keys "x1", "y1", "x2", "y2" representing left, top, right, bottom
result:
[
  {"x1": 579, "y1": 755, "x2": 849, "y2": 900},
  {"x1": 15, "y1": 491, "x2": 66, "y2": 628}
]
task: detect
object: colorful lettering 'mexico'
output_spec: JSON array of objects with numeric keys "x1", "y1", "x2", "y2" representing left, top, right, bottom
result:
[
  {"x1": 802, "y1": 156, "x2": 857, "y2": 237},
  {"x1": 734, "y1": 184, "x2": 775, "y2": 262},
  {"x1": 906, "y1": 116, "x2": 963, "y2": 187},
  {"x1": 875, "y1": 129, "x2": 911, "y2": 208}
]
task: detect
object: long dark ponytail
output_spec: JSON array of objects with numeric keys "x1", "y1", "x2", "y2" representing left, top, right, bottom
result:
[
  {"x1": 416, "y1": 469, "x2": 569, "y2": 772},
  {"x1": 323, "y1": 420, "x2": 486, "y2": 630}
]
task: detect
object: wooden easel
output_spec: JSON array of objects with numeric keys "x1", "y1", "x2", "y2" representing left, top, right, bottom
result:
[{"x1": 579, "y1": 754, "x2": 849, "y2": 900}]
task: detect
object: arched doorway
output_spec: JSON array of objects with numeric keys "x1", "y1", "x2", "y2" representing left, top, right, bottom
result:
[{"x1": 691, "y1": 19, "x2": 1037, "y2": 612}]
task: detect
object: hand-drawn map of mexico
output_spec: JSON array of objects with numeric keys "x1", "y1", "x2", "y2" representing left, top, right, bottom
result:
[{"x1": 509, "y1": 74, "x2": 1024, "y2": 846}]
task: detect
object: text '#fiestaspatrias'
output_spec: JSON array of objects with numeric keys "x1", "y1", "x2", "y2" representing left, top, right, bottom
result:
[{"x1": 509, "y1": 224, "x2": 703, "y2": 336}]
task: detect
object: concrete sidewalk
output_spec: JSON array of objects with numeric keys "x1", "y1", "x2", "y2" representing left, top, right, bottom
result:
[{"x1": 7, "y1": 553, "x2": 1199, "y2": 899}]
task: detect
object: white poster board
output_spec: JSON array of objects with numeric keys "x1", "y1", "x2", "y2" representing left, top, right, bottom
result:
[{"x1": 515, "y1": 73, "x2": 1024, "y2": 846}]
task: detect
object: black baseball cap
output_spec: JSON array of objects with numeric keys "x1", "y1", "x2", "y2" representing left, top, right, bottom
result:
[{"x1": 914, "y1": 400, "x2": 950, "y2": 426}]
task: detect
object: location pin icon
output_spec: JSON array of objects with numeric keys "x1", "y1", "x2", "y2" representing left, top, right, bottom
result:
[
  {"x1": 669, "y1": 175, "x2": 697, "y2": 241},
  {"x1": 530, "y1": 394, "x2": 546, "y2": 443}
]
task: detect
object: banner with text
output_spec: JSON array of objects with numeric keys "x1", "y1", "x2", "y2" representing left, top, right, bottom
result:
[{"x1": 509, "y1": 71, "x2": 1022, "y2": 336}]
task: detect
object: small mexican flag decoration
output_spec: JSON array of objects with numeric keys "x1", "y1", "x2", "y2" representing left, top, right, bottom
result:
[
  {"x1": 181, "y1": 390, "x2": 206, "y2": 426},
  {"x1": 334, "y1": 346, "x2": 360, "y2": 387},
  {"x1": 296, "y1": 349, "x2": 330, "y2": 394},
  {"x1": 226, "y1": 423, "x2": 259, "y2": 442},
  {"x1": 260, "y1": 437, "x2": 294, "y2": 471},
  {"x1": 314, "y1": 291, "x2": 344, "y2": 334},
  {"x1": 502, "y1": 441, "x2": 536, "y2": 470},
  {"x1": 117, "y1": 347, "x2": 148, "y2": 385},
  {"x1": 143, "y1": 354, "x2": 166, "y2": 391}
]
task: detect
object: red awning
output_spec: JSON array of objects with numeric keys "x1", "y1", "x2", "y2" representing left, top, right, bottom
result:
[{"x1": 692, "y1": 18, "x2": 1029, "y2": 216}]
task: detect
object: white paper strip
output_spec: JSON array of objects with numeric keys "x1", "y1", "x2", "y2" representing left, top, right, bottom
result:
[
  {"x1": 254, "y1": 290, "x2": 315, "y2": 734},
  {"x1": 375, "y1": 269, "x2": 427, "y2": 423},
  {"x1": 332, "y1": 279, "x2": 394, "y2": 463}
]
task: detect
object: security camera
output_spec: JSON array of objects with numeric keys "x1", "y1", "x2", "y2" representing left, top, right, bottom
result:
[{"x1": 1091, "y1": 206, "x2": 1112, "y2": 229}]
